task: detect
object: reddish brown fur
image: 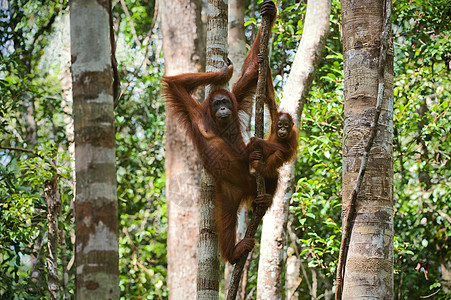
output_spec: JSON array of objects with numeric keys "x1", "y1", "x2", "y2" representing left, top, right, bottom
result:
[
  {"x1": 248, "y1": 78, "x2": 299, "y2": 195},
  {"x1": 162, "y1": 1, "x2": 277, "y2": 264}
]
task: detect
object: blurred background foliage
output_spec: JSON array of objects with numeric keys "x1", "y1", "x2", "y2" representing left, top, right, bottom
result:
[{"x1": 0, "y1": 0, "x2": 450, "y2": 299}]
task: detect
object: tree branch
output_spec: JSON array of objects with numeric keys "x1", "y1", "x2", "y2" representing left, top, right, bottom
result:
[
  {"x1": 110, "y1": 1, "x2": 120, "y2": 107},
  {"x1": 0, "y1": 145, "x2": 56, "y2": 172},
  {"x1": 0, "y1": 146, "x2": 34, "y2": 154}
]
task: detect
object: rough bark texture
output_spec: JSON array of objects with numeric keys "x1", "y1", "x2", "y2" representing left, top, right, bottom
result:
[
  {"x1": 340, "y1": 0, "x2": 394, "y2": 298},
  {"x1": 160, "y1": 0, "x2": 204, "y2": 299},
  {"x1": 197, "y1": 171, "x2": 220, "y2": 300},
  {"x1": 205, "y1": 0, "x2": 228, "y2": 74},
  {"x1": 196, "y1": 1, "x2": 228, "y2": 299},
  {"x1": 256, "y1": 1, "x2": 331, "y2": 299},
  {"x1": 71, "y1": 0, "x2": 119, "y2": 298}
]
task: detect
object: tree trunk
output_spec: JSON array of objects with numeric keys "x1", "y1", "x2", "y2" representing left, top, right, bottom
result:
[
  {"x1": 441, "y1": 259, "x2": 451, "y2": 293},
  {"x1": 58, "y1": 14, "x2": 74, "y2": 300},
  {"x1": 256, "y1": 1, "x2": 331, "y2": 299},
  {"x1": 197, "y1": 171, "x2": 220, "y2": 300},
  {"x1": 44, "y1": 167, "x2": 61, "y2": 300},
  {"x1": 228, "y1": 0, "x2": 246, "y2": 87},
  {"x1": 71, "y1": 0, "x2": 119, "y2": 298},
  {"x1": 160, "y1": 0, "x2": 204, "y2": 299},
  {"x1": 339, "y1": 0, "x2": 394, "y2": 298},
  {"x1": 197, "y1": 1, "x2": 228, "y2": 299},
  {"x1": 286, "y1": 248, "x2": 301, "y2": 299}
]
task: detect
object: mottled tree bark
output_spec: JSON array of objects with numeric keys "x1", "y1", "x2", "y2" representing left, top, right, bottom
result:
[
  {"x1": 197, "y1": 171, "x2": 220, "y2": 300},
  {"x1": 160, "y1": 0, "x2": 204, "y2": 298},
  {"x1": 256, "y1": 1, "x2": 331, "y2": 299},
  {"x1": 71, "y1": 0, "x2": 119, "y2": 298},
  {"x1": 338, "y1": 0, "x2": 394, "y2": 298}
]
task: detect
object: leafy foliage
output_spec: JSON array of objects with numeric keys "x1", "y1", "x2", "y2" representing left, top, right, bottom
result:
[
  {"x1": 0, "y1": 142, "x2": 73, "y2": 298},
  {"x1": 113, "y1": 1, "x2": 168, "y2": 298},
  {"x1": 390, "y1": 1, "x2": 451, "y2": 298}
]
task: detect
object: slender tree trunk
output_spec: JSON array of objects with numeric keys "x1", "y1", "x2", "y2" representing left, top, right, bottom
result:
[
  {"x1": 59, "y1": 226, "x2": 70, "y2": 300},
  {"x1": 197, "y1": 1, "x2": 228, "y2": 299},
  {"x1": 256, "y1": 1, "x2": 331, "y2": 299},
  {"x1": 339, "y1": 0, "x2": 394, "y2": 298},
  {"x1": 58, "y1": 14, "x2": 74, "y2": 300},
  {"x1": 441, "y1": 259, "x2": 451, "y2": 293},
  {"x1": 417, "y1": 99, "x2": 431, "y2": 188},
  {"x1": 44, "y1": 164, "x2": 61, "y2": 300},
  {"x1": 71, "y1": 0, "x2": 119, "y2": 298},
  {"x1": 286, "y1": 248, "x2": 301, "y2": 299},
  {"x1": 205, "y1": 0, "x2": 228, "y2": 76},
  {"x1": 30, "y1": 229, "x2": 44, "y2": 284},
  {"x1": 228, "y1": 0, "x2": 245, "y2": 85},
  {"x1": 160, "y1": 0, "x2": 204, "y2": 298},
  {"x1": 197, "y1": 171, "x2": 220, "y2": 300}
]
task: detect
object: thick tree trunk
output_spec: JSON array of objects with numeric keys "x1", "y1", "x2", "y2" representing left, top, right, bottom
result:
[
  {"x1": 160, "y1": 0, "x2": 204, "y2": 299},
  {"x1": 256, "y1": 1, "x2": 331, "y2": 299},
  {"x1": 71, "y1": 0, "x2": 119, "y2": 298},
  {"x1": 339, "y1": 0, "x2": 394, "y2": 298}
]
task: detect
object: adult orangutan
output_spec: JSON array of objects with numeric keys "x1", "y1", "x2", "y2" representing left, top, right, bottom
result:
[{"x1": 163, "y1": 1, "x2": 277, "y2": 264}]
